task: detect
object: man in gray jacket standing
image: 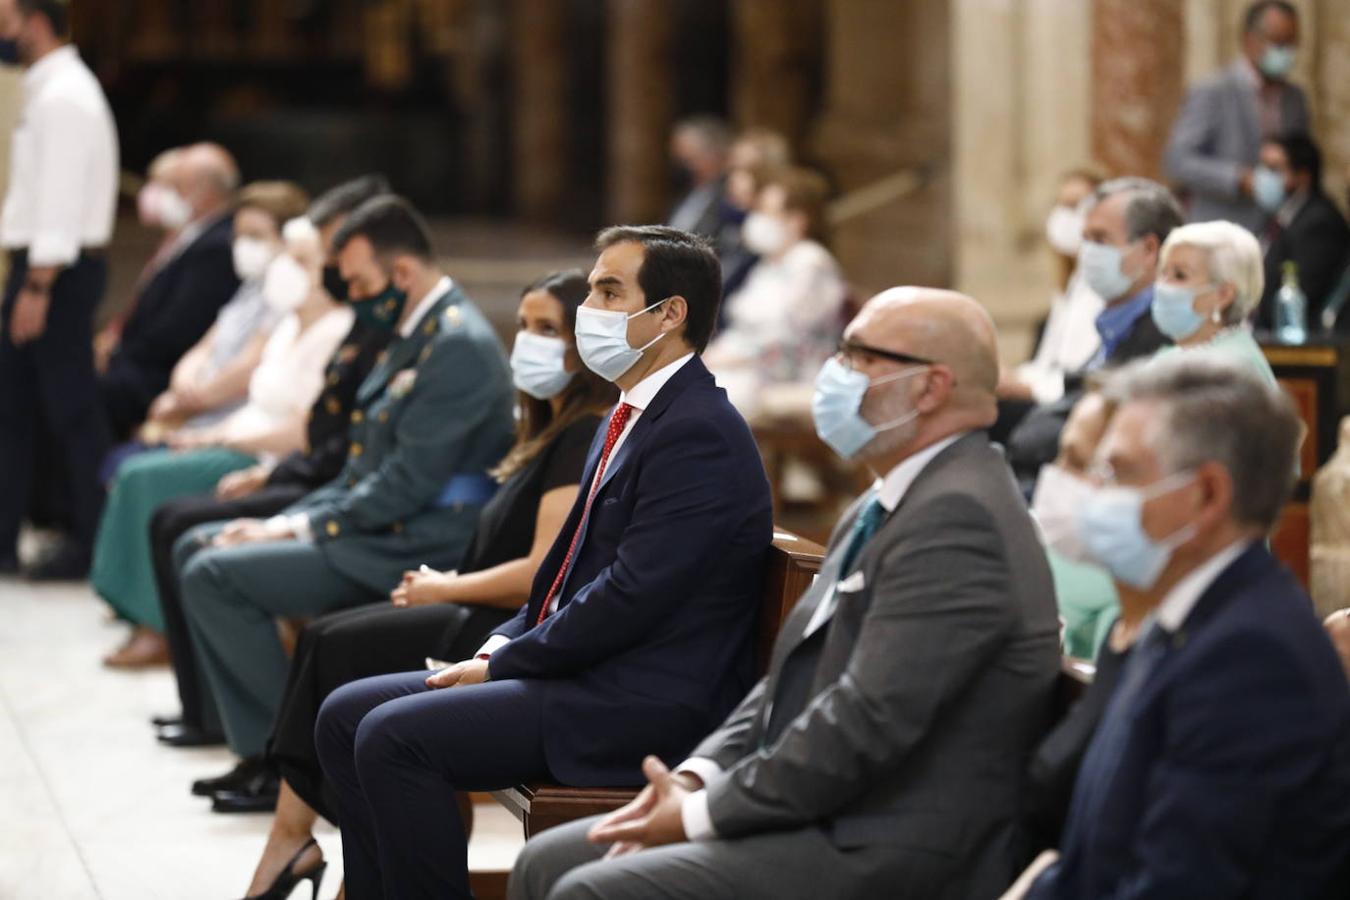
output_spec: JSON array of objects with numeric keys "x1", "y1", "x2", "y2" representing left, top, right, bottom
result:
[
  {"x1": 1164, "y1": 1, "x2": 1309, "y2": 234},
  {"x1": 509, "y1": 288, "x2": 1062, "y2": 900}
]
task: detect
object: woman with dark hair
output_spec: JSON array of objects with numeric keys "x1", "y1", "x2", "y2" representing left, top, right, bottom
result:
[{"x1": 232, "y1": 270, "x2": 616, "y2": 900}]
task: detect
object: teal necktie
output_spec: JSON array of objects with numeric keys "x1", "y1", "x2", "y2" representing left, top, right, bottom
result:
[{"x1": 837, "y1": 494, "x2": 887, "y2": 576}]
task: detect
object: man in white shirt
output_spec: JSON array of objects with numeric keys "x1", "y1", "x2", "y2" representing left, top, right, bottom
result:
[
  {"x1": 0, "y1": 0, "x2": 118, "y2": 577},
  {"x1": 511, "y1": 288, "x2": 1061, "y2": 900}
]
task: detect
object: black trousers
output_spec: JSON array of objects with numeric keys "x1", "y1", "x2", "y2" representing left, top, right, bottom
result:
[
  {"x1": 269, "y1": 601, "x2": 514, "y2": 823},
  {"x1": 150, "y1": 485, "x2": 310, "y2": 730},
  {"x1": 0, "y1": 250, "x2": 109, "y2": 555}
]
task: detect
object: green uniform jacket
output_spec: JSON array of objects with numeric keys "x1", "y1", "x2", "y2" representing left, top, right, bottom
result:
[{"x1": 285, "y1": 281, "x2": 514, "y2": 592}]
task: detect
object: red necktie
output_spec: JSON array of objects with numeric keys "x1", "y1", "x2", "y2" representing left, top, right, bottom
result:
[{"x1": 534, "y1": 403, "x2": 634, "y2": 626}]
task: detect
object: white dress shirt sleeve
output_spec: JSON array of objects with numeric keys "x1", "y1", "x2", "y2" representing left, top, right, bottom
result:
[
  {"x1": 475, "y1": 634, "x2": 512, "y2": 659},
  {"x1": 675, "y1": 757, "x2": 724, "y2": 841},
  {"x1": 28, "y1": 96, "x2": 96, "y2": 267},
  {"x1": 263, "y1": 512, "x2": 313, "y2": 543}
]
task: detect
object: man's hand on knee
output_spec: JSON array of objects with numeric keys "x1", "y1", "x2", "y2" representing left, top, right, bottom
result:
[{"x1": 425, "y1": 658, "x2": 490, "y2": 690}]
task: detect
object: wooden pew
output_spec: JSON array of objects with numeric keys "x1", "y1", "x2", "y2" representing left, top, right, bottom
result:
[{"x1": 488, "y1": 529, "x2": 827, "y2": 839}]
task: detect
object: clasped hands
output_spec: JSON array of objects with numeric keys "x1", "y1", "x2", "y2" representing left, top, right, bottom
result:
[
  {"x1": 586, "y1": 756, "x2": 698, "y2": 857},
  {"x1": 211, "y1": 517, "x2": 298, "y2": 548}
]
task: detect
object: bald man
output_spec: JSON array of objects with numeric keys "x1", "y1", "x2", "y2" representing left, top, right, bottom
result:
[
  {"x1": 101, "y1": 142, "x2": 242, "y2": 441},
  {"x1": 512, "y1": 288, "x2": 1062, "y2": 900}
]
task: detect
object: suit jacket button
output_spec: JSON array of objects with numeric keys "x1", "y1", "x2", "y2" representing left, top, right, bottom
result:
[
  {"x1": 325, "y1": 521, "x2": 340, "y2": 537},
  {"x1": 350, "y1": 442, "x2": 363, "y2": 457},
  {"x1": 391, "y1": 521, "x2": 403, "y2": 534},
  {"x1": 379, "y1": 410, "x2": 389, "y2": 423},
  {"x1": 351, "y1": 410, "x2": 364, "y2": 424}
]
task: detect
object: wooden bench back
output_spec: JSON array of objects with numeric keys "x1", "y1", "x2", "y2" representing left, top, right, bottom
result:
[{"x1": 756, "y1": 529, "x2": 827, "y2": 674}]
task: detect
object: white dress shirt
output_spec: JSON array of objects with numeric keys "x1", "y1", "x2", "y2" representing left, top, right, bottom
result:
[
  {"x1": 1015, "y1": 272, "x2": 1104, "y2": 404},
  {"x1": 474, "y1": 352, "x2": 696, "y2": 659},
  {"x1": 0, "y1": 45, "x2": 118, "y2": 267},
  {"x1": 269, "y1": 277, "x2": 453, "y2": 541},
  {"x1": 680, "y1": 431, "x2": 969, "y2": 841},
  {"x1": 1152, "y1": 539, "x2": 1251, "y2": 634}
]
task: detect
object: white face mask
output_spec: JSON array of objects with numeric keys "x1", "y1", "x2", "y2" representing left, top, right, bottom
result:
[
  {"x1": 1031, "y1": 463, "x2": 1097, "y2": 563},
  {"x1": 155, "y1": 187, "x2": 194, "y2": 231},
  {"x1": 574, "y1": 299, "x2": 669, "y2": 382},
  {"x1": 232, "y1": 237, "x2": 277, "y2": 281},
  {"x1": 511, "y1": 331, "x2": 574, "y2": 400},
  {"x1": 262, "y1": 253, "x2": 312, "y2": 314},
  {"x1": 1078, "y1": 239, "x2": 1137, "y2": 301},
  {"x1": 742, "y1": 212, "x2": 792, "y2": 256},
  {"x1": 1045, "y1": 206, "x2": 1085, "y2": 257}
]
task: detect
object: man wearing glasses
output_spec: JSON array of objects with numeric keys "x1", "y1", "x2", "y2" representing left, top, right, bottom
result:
[{"x1": 511, "y1": 287, "x2": 1062, "y2": 900}]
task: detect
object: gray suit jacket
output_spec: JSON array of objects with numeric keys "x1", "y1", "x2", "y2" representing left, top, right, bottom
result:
[
  {"x1": 1164, "y1": 62, "x2": 1310, "y2": 233},
  {"x1": 692, "y1": 433, "x2": 1061, "y2": 899}
]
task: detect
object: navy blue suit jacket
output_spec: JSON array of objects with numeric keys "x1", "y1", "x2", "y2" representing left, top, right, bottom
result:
[
  {"x1": 101, "y1": 215, "x2": 240, "y2": 437},
  {"x1": 1030, "y1": 544, "x2": 1350, "y2": 899},
  {"x1": 488, "y1": 355, "x2": 774, "y2": 786}
]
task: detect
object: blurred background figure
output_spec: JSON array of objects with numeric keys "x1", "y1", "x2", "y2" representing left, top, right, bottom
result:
[
  {"x1": 1254, "y1": 132, "x2": 1350, "y2": 330},
  {"x1": 1165, "y1": 0, "x2": 1309, "y2": 234},
  {"x1": 666, "y1": 115, "x2": 732, "y2": 238},
  {"x1": 720, "y1": 127, "x2": 793, "y2": 296},
  {"x1": 705, "y1": 165, "x2": 845, "y2": 422},
  {"x1": 996, "y1": 169, "x2": 1105, "y2": 442},
  {"x1": 0, "y1": 0, "x2": 118, "y2": 579},
  {"x1": 98, "y1": 141, "x2": 241, "y2": 442}
]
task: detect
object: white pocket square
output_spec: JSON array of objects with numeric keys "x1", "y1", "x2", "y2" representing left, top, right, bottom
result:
[{"x1": 836, "y1": 571, "x2": 866, "y2": 593}]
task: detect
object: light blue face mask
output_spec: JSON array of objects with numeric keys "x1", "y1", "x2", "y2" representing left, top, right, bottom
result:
[
  {"x1": 1253, "y1": 165, "x2": 1287, "y2": 213},
  {"x1": 511, "y1": 331, "x2": 574, "y2": 400},
  {"x1": 1075, "y1": 471, "x2": 1197, "y2": 589},
  {"x1": 1258, "y1": 44, "x2": 1296, "y2": 80},
  {"x1": 1078, "y1": 240, "x2": 1136, "y2": 301},
  {"x1": 811, "y1": 357, "x2": 925, "y2": 460},
  {"x1": 1151, "y1": 280, "x2": 1215, "y2": 341},
  {"x1": 574, "y1": 298, "x2": 668, "y2": 382}
]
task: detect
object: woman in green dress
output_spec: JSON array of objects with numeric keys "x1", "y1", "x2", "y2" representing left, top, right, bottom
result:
[{"x1": 94, "y1": 217, "x2": 353, "y2": 668}]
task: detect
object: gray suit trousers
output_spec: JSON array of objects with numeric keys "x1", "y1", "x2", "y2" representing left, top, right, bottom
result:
[{"x1": 509, "y1": 814, "x2": 943, "y2": 900}]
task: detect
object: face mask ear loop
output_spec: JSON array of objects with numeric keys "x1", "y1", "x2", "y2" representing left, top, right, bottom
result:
[
  {"x1": 631, "y1": 297, "x2": 671, "y2": 353},
  {"x1": 864, "y1": 367, "x2": 928, "y2": 432}
]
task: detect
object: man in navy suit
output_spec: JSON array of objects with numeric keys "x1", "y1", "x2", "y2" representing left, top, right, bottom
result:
[
  {"x1": 100, "y1": 142, "x2": 242, "y2": 441},
  {"x1": 315, "y1": 225, "x2": 774, "y2": 899},
  {"x1": 1027, "y1": 352, "x2": 1350, "y2": 899}
]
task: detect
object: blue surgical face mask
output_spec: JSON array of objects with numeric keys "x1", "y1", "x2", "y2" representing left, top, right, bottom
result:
[
  {"x1": 1253, "y1": 165, "x2": 1287, "y2": 212},
  {"x1": 1075, "y1": 472, "x2": 1197, "y2": 590},
  {"x1": 574, "y1": 298, "x2": 668, "y2": 382},
  {"x1": 511, "y1": 331, "x2": 574, "y2": 400},
  {"x1": 1258, "y1": 44, "x2": 1296, "y2": 80},
  {"x1": 1078, "y1": 240, "x2": 1136, "y2": 301},
  {"x1": 811, "y1": 357, "x2": 926, "y2": 460},
  {"x1": 1151, "y1": 280, "x2": 1214, "y2": 341}
]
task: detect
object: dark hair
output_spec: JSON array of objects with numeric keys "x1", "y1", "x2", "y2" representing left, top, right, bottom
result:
[
  {"x1": 308, "y1": 174, "x2": 391, "y2": 229},
  {"x1": 331, "y1": 195, "x2": 434, "y2": 263},
  {"x1": 492, "y1": 270, "x2": 619, "y2": 481},
  {"x1": 763, "y1": 165, "x2": 832, "y2": 245},
  {"x1": 1244, "y1": 1, "x2": 1297, "y2": 33},
  {"x1": 1277, "y1": 132, "x2": 1322, "y2": 188},
  {"x1": 593, "y1": 225, "x2": 722, "y2": 352},
  {"x1": 18, "y1": 0, "x2": 68, "y2": 36}
]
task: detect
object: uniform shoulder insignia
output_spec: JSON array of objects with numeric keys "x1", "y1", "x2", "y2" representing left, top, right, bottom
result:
[{"x1": 442, "y1": 305, "x2": 462, "y2": 328}]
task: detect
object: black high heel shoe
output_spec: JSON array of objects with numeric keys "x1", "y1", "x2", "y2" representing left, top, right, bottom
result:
[{"x1": 242, "y1": 837, "x2": 327, "y2": 900}]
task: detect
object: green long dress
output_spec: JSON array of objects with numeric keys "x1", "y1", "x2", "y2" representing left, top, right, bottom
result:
[{"x1": 90, "y1": 446, "x2": 256, "y2": 632}]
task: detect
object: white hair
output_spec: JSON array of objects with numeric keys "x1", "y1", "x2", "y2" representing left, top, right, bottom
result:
[{"x1": 1159, "y1": 221, "x2": 1265, "y2": 325}]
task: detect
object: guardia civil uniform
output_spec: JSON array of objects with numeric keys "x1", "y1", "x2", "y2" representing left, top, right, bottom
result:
[{"x1": 177, "y1": 277, "x2": 513, "y2": 759}]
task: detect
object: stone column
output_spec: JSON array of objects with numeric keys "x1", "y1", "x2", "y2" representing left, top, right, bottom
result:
[
  {"x1": 810, "y1": 0, "x2": 952, "y2": 295},
  {"x1": 511, "y1": 0, "x2": 570, "y2": 221},
  {"x1": 1090, "y1": 0, "x2": 1185, "y2": 179},
  {"x1": 729, "y1": 0, "x2": 824, "y2": 145},
  {"x1": 605, "y1": 0, "x2": 675, "y2": 225}
]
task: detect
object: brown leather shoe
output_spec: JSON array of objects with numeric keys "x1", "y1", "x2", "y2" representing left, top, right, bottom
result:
[{"x1": 103, "y1": 627, "x2": 170, "y2": 669}]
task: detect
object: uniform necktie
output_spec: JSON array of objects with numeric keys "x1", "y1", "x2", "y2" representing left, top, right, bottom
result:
[
  {"x1": 535, "y1": 403, "x2": 634, "y2": 625},
  {"x1": 837, "y1": 494, "x2": 887, "y2": 576}
]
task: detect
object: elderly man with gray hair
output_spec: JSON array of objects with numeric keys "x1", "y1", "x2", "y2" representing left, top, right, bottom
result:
[
  {"x1": 1025, "y1": 351, "x2": 1350, "y2": 899},
  {"x1": 1009, "y1": 177, "x2": 1184, "y2": 495}
]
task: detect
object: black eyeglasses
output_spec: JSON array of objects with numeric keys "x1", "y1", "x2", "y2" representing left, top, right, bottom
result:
[{"x1": 836, "y1": 339, "x2": 934, "y2": 368}]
